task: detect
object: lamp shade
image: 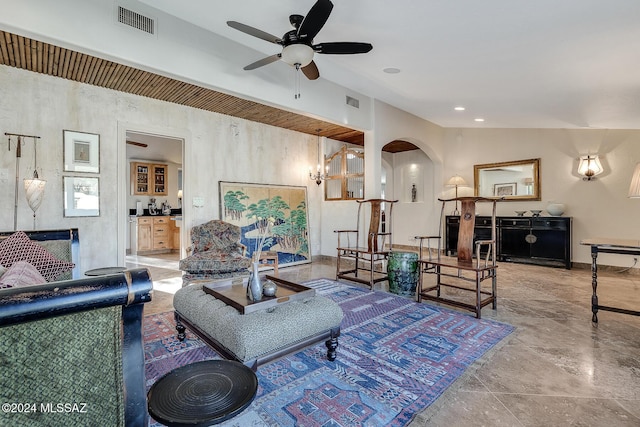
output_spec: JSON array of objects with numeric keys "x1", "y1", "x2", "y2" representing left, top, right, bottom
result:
[
  {"x1": 629, "y1": 163, "x2": 640, "y2": 198},
  {"x1": 446, "y1": 175, "x2": 467, "y2": 187},
  {"x1": 24, "y1": 177, "x2": 46, "y2": 213},
  {"x1": 578, "y1": 155, "x2": 603, "y2": 179},
  {"x1": 177, "y1": 189, "x2": 183, "y2": 199}
]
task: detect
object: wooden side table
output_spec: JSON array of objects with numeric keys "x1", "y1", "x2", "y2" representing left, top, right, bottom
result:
[
  {"x1": 258, "y1": 251, "x2": 278, "y2": 276},
  {"x1": 147, "y1": 359, "x2": 257, "y2": 426}
]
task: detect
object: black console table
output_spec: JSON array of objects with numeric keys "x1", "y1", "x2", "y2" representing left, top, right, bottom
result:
[{"x1": 446, "y1": 215, "x2": 572, "y2": 269}]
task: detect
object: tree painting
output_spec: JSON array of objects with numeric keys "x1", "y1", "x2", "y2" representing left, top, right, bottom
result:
[{"x1": 219, "y1": 182, "x2": 310, "y2": 266}]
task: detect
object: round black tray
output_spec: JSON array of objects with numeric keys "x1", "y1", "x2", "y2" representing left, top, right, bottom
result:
[{"x1": 147, "y1": 359, "x2": 258, "y2": 426}]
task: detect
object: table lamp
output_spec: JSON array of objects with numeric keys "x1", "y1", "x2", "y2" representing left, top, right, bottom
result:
[{"x1": 446, "y1": 175, "x2": 467, "y2": 215}]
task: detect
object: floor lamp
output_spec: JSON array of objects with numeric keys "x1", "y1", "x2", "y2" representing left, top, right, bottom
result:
[{"x1": 446, "y1": 175, "x2": 468, "y2": 215}]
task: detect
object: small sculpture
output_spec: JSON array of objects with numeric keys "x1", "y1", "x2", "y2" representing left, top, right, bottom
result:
[
  {"x1": 262, "y1": 280, "x2": 277, "y2": 297},
  {"x1": 411, "y1": 184, "x2": 417, "y2": 202}
]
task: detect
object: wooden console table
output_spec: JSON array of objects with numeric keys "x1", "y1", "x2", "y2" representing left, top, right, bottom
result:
[{"x1": 580, "y1": 238, "x2": 640, "y2": 323}]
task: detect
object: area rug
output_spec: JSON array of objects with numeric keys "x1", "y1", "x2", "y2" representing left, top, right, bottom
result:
[{"x1": 144, "y1": 279, "x2": 514, "y2": 426}]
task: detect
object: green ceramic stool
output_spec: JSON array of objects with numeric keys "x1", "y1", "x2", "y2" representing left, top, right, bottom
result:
[{"x1": 387, "y1": 251, "x2": 419, "y2": 298}]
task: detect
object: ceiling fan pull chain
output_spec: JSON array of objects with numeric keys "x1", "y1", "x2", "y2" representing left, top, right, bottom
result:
[{"x1": 294, "y1": 64, "x2": 301, "y2": 99}]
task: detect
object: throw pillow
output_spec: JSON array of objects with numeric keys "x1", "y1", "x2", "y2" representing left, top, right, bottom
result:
[
  {"x1": 0, "y1": 261, "x2": 47, "y2": 288},
  {"x1": 0, "y1": 265, "x2": 8, "y2": 288},
  {"x1": 0, "y1": 231, "x2": 75, "y2": 282}
]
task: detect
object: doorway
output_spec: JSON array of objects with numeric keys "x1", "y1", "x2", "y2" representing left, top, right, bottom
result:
[{"x1": 124, "y1": 130, "x2": 184, "y2": 269}]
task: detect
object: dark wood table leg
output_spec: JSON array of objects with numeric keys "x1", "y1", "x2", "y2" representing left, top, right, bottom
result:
[
  {"x1": 325, "y1": 327, "x2": 340, "y2": 361},
  {"x1": 175, "y1": 312, "x2": 186, "y2": 341},
  {"x1": 591, "y1": 246, "x2": 599, "y2": 324}
]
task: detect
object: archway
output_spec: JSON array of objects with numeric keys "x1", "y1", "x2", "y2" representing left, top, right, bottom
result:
[{"x1": 380, "y1": 139, "x2": 439, "y2": 247}]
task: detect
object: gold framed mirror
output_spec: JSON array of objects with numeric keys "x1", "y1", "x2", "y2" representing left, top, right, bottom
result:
[{"x1": 474, "y1": 158, "x2": 540, "y2": 201}]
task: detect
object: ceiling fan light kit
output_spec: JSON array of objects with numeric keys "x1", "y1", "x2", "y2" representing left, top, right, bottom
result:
[
  {"x1": 281, "y1": 44, "x2": 314, "y2": 67},
  {"x1": 227, "y1": 0, "x2": 372, "y2": 97}
]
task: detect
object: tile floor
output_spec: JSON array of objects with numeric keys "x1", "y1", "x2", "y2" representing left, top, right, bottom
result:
[{"x1": 127, "y1": 253, "x2": 640, "y2": 426}]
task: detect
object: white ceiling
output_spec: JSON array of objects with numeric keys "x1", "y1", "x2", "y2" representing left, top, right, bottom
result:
[
  {"x1": 137, "y1": 0, "x2": 640, "y2": 130},
  {"x1": 126, "y1": 131, "x2": 182, "y2": 164}
]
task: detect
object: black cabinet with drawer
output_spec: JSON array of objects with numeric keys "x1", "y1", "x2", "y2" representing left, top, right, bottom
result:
[{"x1": 445, "y1": 216, "x2": 572, "y2": 269}]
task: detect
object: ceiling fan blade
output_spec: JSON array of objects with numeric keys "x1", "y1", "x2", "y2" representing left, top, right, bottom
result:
[
  {"x1": 301, "y1": 61, "x2": 320, "y2": 80},
  {"x1": 243, "y1": 54, "x2": 282, "y2": 70},
  {"x1": 314, "y1": 42, "x2": 373, "y2": 55},
  {"x1": 126, "y1": 140, "x2": 148, "y2": 148},
  {"x1": 227, "y1": 21, "x2": 283, "y2": 45},
  {"x1": 297, "y1": 0, "x2": 333, "y2": 41}
]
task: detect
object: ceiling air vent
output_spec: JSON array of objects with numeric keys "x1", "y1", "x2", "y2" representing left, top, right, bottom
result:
[
  {"x1": 346, "y1": 95, "x2": 360, "y2": 109},
  {"x1": 118, "y1": 6, "x2": 155, "y2": 35}
]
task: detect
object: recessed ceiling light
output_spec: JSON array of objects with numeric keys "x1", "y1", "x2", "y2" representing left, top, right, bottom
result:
[
  {"x1": 454, "y1": 106, "x2": 465, "y2": 111},
  {"x1": 383, "y1": 67, "x2": 401, "y2": 74},
  {"x1": 474, "y1": 118, "x2": 485, "y2": 122}
]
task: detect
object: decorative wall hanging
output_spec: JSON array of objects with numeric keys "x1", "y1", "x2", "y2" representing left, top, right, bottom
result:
[
  {"x1": 219, "y1": 181, "x2": 310, "y2": 267},
  {"x1": 63, "y1": 130, "x2": 100, "y2": 173},
  {"x1": 63, "y1": 176, "x2": 100, "y2": 217}
]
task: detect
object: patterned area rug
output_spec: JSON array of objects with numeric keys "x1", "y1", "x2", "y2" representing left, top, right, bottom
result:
[{"x1": 144, "y1": 279, "x2": 514, "y2": 426}]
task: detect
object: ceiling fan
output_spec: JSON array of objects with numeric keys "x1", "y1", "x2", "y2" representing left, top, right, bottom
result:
[
  {"x1": 126, "y1": 140, "x2": 148, "y2": 148},
  {"x1": 227, "y1": 0, "x2": 372, "y2": 81}
]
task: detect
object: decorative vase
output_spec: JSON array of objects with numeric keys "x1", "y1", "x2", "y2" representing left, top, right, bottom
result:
[
  {"x1": 262, "y1": 279, "x2": 277, "y2": 297},
  {"x1": 546, "y1": 203, "x2": 565, "y2": 216},
  {"x1": 247, "y1": 261, "x2": 263, "y2": 302}
]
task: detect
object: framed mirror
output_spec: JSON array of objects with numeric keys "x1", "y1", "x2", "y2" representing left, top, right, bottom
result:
[{"x1": 474, "y1": 158, "x2": 540, "y2": 201}]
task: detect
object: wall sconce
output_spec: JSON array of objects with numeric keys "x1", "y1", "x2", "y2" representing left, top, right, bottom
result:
[
  {"x1": 309, "y1": 129, "x2": 328, "y2": 186},
  {"x1": 578, "y1": 155, "x2": 603, "y2": 181},
  {"x1": 446, "y1": 175, "x2": 467, "y2": 215},
  {"x1": 628, "y1": 163, "x2": 640, "y2": 198},
  {"x1": 177, "y1": 189, "x2": 183, "y2": 208}
]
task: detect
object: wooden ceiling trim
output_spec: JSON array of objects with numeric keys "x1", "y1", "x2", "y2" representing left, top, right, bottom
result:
[{"x1": 0, "y1": 29, "x2": 365, "y2": 145}]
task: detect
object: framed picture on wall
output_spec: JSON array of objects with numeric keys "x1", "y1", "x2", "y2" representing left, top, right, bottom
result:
[
  {"x1": 63, "y1": 130, "x2": 100, "y2": 173},
  {"x1": 218, "y1": 181, "x2": 310, "y2": 267},
  {"x1": 63, "y1": 176, "x2": 100, "y2": 217},
  {"x1": 494, "y1": 182, "x2": 517, "y2": 197}
]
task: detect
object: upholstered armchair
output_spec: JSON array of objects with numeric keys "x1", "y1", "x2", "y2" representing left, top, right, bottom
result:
[{"x1": 179, "y1": 220, "x2": 251, "y2": 285}]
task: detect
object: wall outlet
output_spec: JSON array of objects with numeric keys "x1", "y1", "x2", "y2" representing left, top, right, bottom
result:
[{"x1": 192, "y1": 196, "x2": 204, "y2": 207}]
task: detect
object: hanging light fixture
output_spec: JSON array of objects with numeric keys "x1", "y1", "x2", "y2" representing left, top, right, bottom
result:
[
  {"x1": 309, "y1": 129, "x2": 328, "y2": 185},
  {"x1": 24, "y1": 137, "x2": 46, "y2": 229},
  {"x1": 6, "y1": 132, "x2": 44, "y2": 230},
  {"x1": 577, "y1": 154, "x2": 603, "y2": 181}
]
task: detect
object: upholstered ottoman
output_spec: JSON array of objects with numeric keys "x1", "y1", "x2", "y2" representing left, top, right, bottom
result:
[{"x1": 173, "y1": 282, "x2": 343, "y2": 370}]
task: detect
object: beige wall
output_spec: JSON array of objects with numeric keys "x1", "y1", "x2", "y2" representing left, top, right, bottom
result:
[
  {"x1": 3, "y1": 64, "x2": 639, "y2": 271},
  {"x1": 442, "y1": 128, "x2": 640, "y2": 267},
  {"x1": 0, "y1": 66, "x2": 321, "y2": 271}
]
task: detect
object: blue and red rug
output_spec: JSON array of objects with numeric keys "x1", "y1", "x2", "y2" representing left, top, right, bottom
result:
[{"x1": 144, "y1": 279, "x2": 514, "y2": 426}]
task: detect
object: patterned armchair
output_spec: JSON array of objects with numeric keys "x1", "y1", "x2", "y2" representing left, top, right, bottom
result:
[{"x1": 179, "y1": 220, "x2": 251, "y2": 285}]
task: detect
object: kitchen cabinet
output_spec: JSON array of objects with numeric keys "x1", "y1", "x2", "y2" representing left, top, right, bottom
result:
[
  {"x1": 171, "y1": 219, "x2": 180, "y2": 249},
  {"x1": 137, "y1": 218, "x2": 153, "y2": 252},
  {"x1": 137, "y1": 216, "x2": 175, "y2": 253},
  {"x1": 130, "y1": 162, "x2": 168, "y2": 196},
  {"x1": 445, "y1": 215, "x2": 572, "y2": 269},
  {"x1": 152, "y1": 217, "x2": 171, "y2": 250}
]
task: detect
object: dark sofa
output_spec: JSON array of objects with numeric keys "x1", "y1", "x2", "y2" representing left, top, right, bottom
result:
[{"x1": 0, "y1": 229, "x2": 153, "y2": 426}]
